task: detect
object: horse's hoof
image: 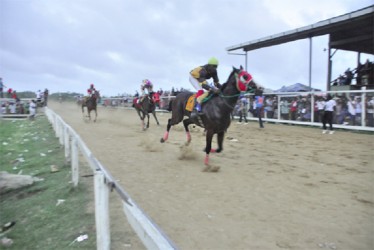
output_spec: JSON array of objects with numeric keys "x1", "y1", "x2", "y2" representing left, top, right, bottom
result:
[{"x1": 160, "y1": 138, "x2": 165, "y2": 143}]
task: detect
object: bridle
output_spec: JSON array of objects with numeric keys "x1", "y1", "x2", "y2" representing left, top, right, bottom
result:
[{"x1": 218, "y1": 69, "x2": 257, "y2": 109}]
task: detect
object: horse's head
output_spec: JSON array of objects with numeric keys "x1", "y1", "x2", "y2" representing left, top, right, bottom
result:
[
  {"x1": 231, "y1": 66, "x2": 257, "y2": 92},
  {"x1": 152, "y1": 92, "x2": 160, "y2": 103}
]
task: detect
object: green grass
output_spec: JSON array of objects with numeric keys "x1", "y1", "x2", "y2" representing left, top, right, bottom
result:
[{"x1": 0, "y1": 117, "x2": 96, "y2": 249}]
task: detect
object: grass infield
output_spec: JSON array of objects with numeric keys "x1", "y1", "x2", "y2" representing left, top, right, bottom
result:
[{"x1": 0, "y1": 116, "x2": 96, "y2": 249}]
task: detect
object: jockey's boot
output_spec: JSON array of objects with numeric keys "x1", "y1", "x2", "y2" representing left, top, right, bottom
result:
[{"x1": 190, "y1": 102, "x2": 202, "y2": 118}]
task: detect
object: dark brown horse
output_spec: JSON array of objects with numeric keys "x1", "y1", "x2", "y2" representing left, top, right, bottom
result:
[
  {"x1": 160, "y1": 66, "x2": 257, "y2": 171},
  {"x1": 82, "y1": 90, "x2": 100, "y2": 122},
  {"x1": 133, "y1": 93, "x2": 160, "y2": 130}
]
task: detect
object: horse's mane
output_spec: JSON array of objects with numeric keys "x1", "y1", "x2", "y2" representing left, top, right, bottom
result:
[{"x1": 220, "y1": 67, "x2": 239, "y2": 92}]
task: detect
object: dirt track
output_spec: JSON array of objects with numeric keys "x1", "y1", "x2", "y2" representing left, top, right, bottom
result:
[{"x1": 48, "y1": 101, "x2": 373, "y2": 250}]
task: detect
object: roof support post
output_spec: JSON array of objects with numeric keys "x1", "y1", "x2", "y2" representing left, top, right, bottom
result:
[
  {"x1": 308, "y1": 37, "x2": 313, "y2": 89},
  {"x1": 228, "y1": 51, "x2": 248, "y2": 71},
  {"x1": 327, "y1": 36, "x2": 332, "y2": 91}
]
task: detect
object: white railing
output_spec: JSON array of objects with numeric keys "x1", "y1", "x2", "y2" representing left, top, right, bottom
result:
[{"x1": 44, "y1": 107, "x2": 177, "y2": 250}]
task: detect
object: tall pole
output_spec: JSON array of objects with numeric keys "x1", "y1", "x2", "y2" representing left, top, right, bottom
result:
[
  {"x1": 309, "y1": 37, "x2": 312, "y2": 89},
  {"x1": 326, "y1": 35, "x2": 332, "y2": 91},
  {"x1": 228, "y1": 51, "x2": 247, "y2": 71},
  {"x1": 245, "y1": 51, "x2": 248, "y2": 71}
]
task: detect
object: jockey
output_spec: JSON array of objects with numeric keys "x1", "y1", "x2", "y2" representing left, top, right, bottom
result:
[
  {"x1": 189, "y1": 57, "x2": 221, "y2": 117},
  {"x1": 87, "y1": 83, "x2": 96, "y2": 97},
  {"x1": 139, "y1": 79, "x2": 153, "y2": 103}
]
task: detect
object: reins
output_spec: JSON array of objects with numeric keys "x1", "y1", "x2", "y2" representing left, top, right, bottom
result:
[{"x1": 203, "y1": 69, "x2": 257, "y2": 110}]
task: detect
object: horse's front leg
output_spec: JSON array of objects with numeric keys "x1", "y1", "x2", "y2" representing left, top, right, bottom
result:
[
  {"x1": 146, "y1": 113, "x2": 150, "y2": 129},
  {"x1": 93, "y1": 109, "x2": 97, "y2": 122},
  {"x1": 160, "y1": 118, "x2": 172, "y2": 143},
  {"x1": 137, "y1": 110, "x2": 145, "y2": 130},
  {"x1": 152, "y1": 111, "x2": 160, "y2": 125}
]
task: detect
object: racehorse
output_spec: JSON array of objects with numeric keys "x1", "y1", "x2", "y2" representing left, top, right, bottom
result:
[
  {"x1": 82, "y1": 90, "x2": 100, "y2": 122},
  {"x1": 160, "y1": 66, "x2": 257, "y2": 171},
  {"x1": 133, "y1": 93, "x2": 160, "y2": 130}
]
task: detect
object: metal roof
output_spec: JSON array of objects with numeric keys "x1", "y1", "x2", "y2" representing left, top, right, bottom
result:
[{"x1": 226, "y1": 5, "x2": 374, "y2": 55}]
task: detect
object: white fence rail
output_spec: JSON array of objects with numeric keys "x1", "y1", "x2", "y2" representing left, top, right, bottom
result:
[{"x1": 44, "y1": 107, "x2": 177, "y2": 250}]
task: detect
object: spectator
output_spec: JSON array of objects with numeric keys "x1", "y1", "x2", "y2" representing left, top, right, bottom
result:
[
  {"x1": 36, "y1": 90, "x2": 43, "y2": 106},
  {"x1": 44, "y1": 89, "x2": 49, "y2": 106},
  {"x1": 322, "y1": 94, "x2": 336, "y2": 134},
  {"x1": 355, "y1": 97, "x2": 362, "y2": 125},
  {"x1": 347, "y1": 96, "x2": 356, "y2": 125},
  {"x1": 254, "y1": 88, "x2": 265, "y2": 128},
  {"x1": 29, "y1": 99, "x2": 37, "y2": 120},
  {"x1": 0, "y1": 77, "x2": 6, "y2": 98},
  {"x1": 9, "y1": 101, "x2": 16, "y2": 113},
  {"x1": 366, "y1": 96, "x2": 374, "y2": 127},
  {"x1": 280, "y1": 99, "x2": 289, "y2": 120},
  {"x1": 334, "y1": 98, "x2": 346, "y2": 125},
  {"x1": 315, "y1": 96, "x2": 325, "y2": 123},
  {"x1": 265, "y1": 96, "x2": 275, "y2": 118},
  {"x1": 7, "y1": 88, "x2": 13, "y2": 98},
  {"x1": 237, "y1": 94, "x2": 248, "y2": 124},
  {"x1": 11, "y1": 90, "x2": 19, "y2": 102},
  {"x1": 290, "y1": 98, "x2": 298, "y2": 120}
]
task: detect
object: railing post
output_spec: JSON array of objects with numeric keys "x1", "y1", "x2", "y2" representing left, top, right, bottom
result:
[
  {"x1": 58, "y1": 120, "x2": 64, "y2": 145},
  {"x1": 64, "y1": 127, "x2": 70, "y2": 163},
  {"x1": 361, "y1": 86, "x2": 366, "y2": 127},
  {"x1": 71, "y1": 137, "x2": 79, "y2": 187},
  {"x1": 94, "y1": 171, "x2": 110, "y2": 250}
]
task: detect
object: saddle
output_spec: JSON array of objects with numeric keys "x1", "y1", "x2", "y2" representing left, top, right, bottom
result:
[{"x1": 186, "y1": 92, "x2": 214, "y2": 112}]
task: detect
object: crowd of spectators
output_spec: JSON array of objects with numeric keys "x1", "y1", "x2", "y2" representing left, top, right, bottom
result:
[
  {"x1": 230, "y1": 93, "x2": 374, "y2": 127},
  {"x1": 331, "y1": 59, "x2": 374, "y2": 87},
  {"x1": 150, "y1": 85, "x2": 374, "y2": 128},
  {"x1": 0, "y1": 86, "x2": 49, "y2": 116}
]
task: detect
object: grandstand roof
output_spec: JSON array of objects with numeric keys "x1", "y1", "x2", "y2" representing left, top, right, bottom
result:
[{"x1": 226, "y1": 5, "x2": 374, "y2": 55}]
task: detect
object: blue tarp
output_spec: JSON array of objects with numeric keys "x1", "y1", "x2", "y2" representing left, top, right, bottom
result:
[{"x1": 275, "y1": 83, "x2": 321, "y2": 92}]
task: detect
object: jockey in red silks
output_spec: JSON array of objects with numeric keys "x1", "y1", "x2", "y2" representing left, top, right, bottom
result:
[
  {"x1": 189, "y1": 57, "x2": 221, "y2": 117},
  {"x1": 87, "y1": 83, "x2": 96, "y2": 97}
]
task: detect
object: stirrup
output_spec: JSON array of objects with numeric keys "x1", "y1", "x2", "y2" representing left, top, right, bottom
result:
[{"x1": 195, "y1": 102, "x2": 202, "y2": 112}]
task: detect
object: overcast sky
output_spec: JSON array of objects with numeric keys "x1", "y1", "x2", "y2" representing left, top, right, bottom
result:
[{"x1": 1, "y1": 0, "x2": 373, "y2": 96}]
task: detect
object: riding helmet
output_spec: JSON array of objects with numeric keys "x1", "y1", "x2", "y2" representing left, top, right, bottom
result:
[{"x1": 208, "y1": 57, "x2": 219, "y2": 66}]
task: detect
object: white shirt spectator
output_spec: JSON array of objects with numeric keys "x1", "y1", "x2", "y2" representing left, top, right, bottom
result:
[
  {"x1": 324, "y1": 99, "x2": 336, "y2": 111},
  {"x1": 368, "y1": 98, "x2": 374, "y2": 114},
  {"x1": 316, "y1": 100, "x2": 325, "y2": 110},
  {"x1": 36, "y1": 90, "x2": 43, "y2": 99},
  {"x1": 29, "y1": 101, "x2": 36, "y2": 116},
  {"x1": 9, "y1": 103, "x2": 16, "y2": 113},
  {"x1": 355, "y1": 100, "x2": 362, "y2": 114},
  {"x1": 347, "y1": 100, "x2": 356, "y2": 115}
]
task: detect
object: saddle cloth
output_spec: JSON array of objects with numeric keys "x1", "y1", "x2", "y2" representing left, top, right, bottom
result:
[{"x1": 186, "y1": 94, "x2": 196, "y2": 112}]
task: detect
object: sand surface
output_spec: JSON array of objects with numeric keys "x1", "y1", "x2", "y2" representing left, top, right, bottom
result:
[{"x1": 48, "y1": 101, "x2": 373, "y2": 250}]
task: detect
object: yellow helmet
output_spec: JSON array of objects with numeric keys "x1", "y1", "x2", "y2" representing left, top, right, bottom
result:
[{"x1": 208, "y1": 57, "x2": 219, "y2": 66}]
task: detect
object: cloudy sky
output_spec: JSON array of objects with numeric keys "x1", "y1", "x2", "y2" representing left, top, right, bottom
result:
[{"x1": 1, "y1": 0, "x2": 373, "y2": 96}]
